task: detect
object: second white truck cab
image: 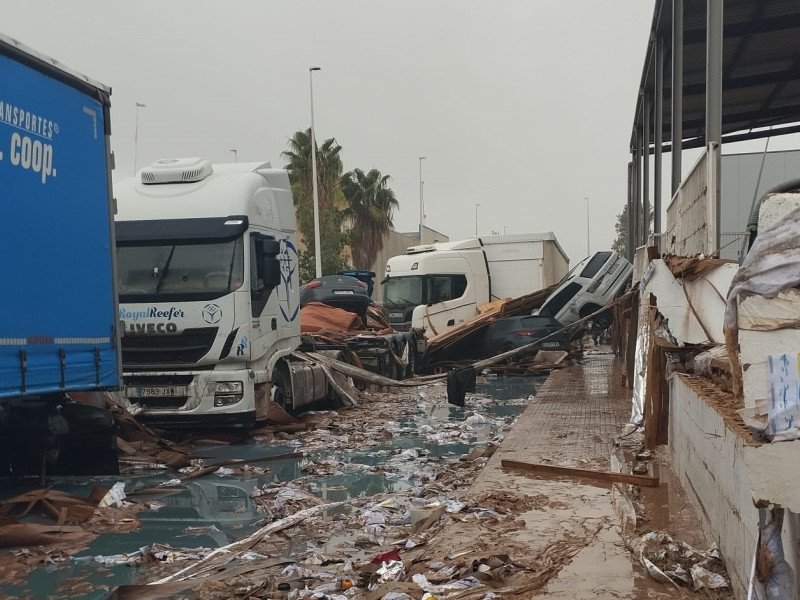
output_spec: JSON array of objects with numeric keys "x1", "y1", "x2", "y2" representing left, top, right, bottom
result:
[
  {"x1": 112, "y1": 157, "x2": 330, "y2": 428},
  {"x1": 383, "y1": 233, "x2": 569, "y2": 338}
]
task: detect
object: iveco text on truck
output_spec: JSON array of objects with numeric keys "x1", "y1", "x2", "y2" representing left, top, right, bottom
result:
[
  {"x1": 383, "y1": 233, "x2": 569, "y2": 338},
  {"x1": 112, "y1": 158, "x2": 333, "y2": 428},
  {"x1": 0, "y1": 33, "x2": 121, "y2": 475}
]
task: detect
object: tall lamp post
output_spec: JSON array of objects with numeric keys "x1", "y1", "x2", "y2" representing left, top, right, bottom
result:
[
  {"x1": 585, "y1": 196, "x2": 590, "y2": 256},
  {"x1": 133, "y1": 102, "x2": 146, "y2": 175},
  {"x1": 475, "y1": 203, "x2": 481, "y2": 236},
  {"x1": 229, "y1": 149, "x2": 238, "y2": 162},
  {"x1": 309, "y1": 66, "x2": 322, "y2": 278},
  {"x1": 418, "y1": 156, "x2": 426, "y2": 242}
]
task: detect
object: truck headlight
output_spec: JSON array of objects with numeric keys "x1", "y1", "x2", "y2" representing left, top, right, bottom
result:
[{"x1": 214, "y1": 381, "x2": 243, "y2": 395}]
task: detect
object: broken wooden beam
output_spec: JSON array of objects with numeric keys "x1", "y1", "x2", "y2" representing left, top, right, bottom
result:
[{"x1": 500, "y1": 459, "x2": 660, "y2": 487}]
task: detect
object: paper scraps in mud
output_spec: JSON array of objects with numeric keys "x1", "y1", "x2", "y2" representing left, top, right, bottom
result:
[{"x1": 629, "y1": 530, "x2": 730, "y2": 592}]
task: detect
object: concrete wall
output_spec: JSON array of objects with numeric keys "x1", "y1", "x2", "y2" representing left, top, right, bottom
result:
[
  {"x1": 669, "y1": 375, "x2": 759, "y2": 598},
  {"x1": 670, "y1": 375, "x2": 800, "y2": 598},
  {"x1": 370, "y1": 226, "x2": 448, "y2": 303},
  {"x1": 665, "y1": 145, "x2": 717, "y2": 258}
]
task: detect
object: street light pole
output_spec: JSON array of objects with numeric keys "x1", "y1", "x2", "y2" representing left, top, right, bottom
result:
[
  {"x1": 585, "y1": 196, "x2": 590, "y2": 256},
  {"x1": 418, "y1": 156, "x2": 426, "y2": 242},
  {"x1": 309, "y1": 66, "x2": 322, "y2": 278},
  {"x1": 133, "y1": 102, "x2": 145, "y2": 176},
  {"x1": 475, "y1": 203, "x2": 481, "y2": 236},
  {"x1": 229, "y1": 149, "x2": 237, "y2": 162}
]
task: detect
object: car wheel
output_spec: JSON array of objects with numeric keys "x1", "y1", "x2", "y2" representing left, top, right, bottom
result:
[{"x1": 580, "y1": 303, "x2": 613, "y2": 328}]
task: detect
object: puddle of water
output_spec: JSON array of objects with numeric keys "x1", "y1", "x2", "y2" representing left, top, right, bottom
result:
[{"x1": 4, "y1": 374, "x2": 545, "y2": 598}]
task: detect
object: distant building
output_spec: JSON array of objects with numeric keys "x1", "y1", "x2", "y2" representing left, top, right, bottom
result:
[{"x1": 720, "y1": 149, "x2": 800, "y2": 260}]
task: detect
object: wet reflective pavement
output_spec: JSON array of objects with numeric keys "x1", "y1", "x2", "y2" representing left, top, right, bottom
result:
[
  {"x1": 445, "y1": 351, "x2": 733, "y2": 599},
  {"x1": 1, "y1": 376, "x2": 545, "y2": 600}
]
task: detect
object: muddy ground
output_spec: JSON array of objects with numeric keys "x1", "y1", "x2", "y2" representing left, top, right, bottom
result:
[{"x1": 0, "y1": 363, "x2": 732, "y2": 600}]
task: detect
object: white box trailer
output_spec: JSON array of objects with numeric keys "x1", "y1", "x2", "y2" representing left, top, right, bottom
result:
[{"x1": 383, "y1": 233, "x2": 568, "y2": 338}]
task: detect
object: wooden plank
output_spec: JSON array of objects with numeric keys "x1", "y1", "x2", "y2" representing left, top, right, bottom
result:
[{"x1": 500, "y1": 459, "x2": 660, "y2": 487}]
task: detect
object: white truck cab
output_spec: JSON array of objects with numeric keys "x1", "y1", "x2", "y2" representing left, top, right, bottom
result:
[
  {"x1": 383, "y1": 234, "x2": 569, "y2": 338},
  {"x1": 112, "y1": 158, "x2": 328, "y2": 428}
]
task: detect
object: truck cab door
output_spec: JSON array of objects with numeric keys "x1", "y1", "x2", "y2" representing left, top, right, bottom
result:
[
  {"x1": 420, "y1": 274, "x2": 474, "y2": 337},
  {"x1": 247, "y1": 235, "x2": 282, "y2": 359}
]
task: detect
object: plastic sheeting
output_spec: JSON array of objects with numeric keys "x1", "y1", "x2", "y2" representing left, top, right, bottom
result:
[
  {"x1": 725, "y1": 203, "x2": 800, "y2": 438},
  {"x1": 725, "y1": 204, "x2": 800, "y2": 333}
]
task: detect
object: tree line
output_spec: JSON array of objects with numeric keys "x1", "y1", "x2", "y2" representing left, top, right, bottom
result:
[{"x1": 282, "y1": 129, "x2": 399, "y2": 283}]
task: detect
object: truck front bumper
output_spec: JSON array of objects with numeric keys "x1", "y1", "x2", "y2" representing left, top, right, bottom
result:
[{"x1": 112, "y1": 368, "x2": 256, "y2": 429}]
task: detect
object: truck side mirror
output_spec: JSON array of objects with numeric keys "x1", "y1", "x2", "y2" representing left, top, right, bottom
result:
[
  {"x1": 262, "y1": 257, "x2": 282, "y2": 288},
  {"x1": 260, "y1": 239, "x2": 280, "y2": 257}
]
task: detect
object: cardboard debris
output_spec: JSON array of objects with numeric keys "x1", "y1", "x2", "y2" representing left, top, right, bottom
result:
[
  {"x1": 0, "y1": 518, "x2": 95, "y2": 548},
  {"x1": 1, "y1": 488, "x2": 103, "y2": 524},
  {"x1": 300, "y1": 301, "x2": 363, "y2": 333},
  {"x1": 425, "y1": 286, "x2": 555, "y2": 358}
]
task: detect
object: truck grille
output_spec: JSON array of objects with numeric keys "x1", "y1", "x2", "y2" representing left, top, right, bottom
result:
[{"x1": 121, "y1": 327, "x2": 218, "y2": 367}]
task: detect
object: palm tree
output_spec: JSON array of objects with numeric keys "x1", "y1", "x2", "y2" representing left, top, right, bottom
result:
[
  {"x1": 282, "y1": 129, "x2": 347, "y2": 280},
  {"x1": 282, "y1": 128, "x2": 343, "y2": 211},
  {"x1": 341, "y1": 168, "x2": 399, "y2": 269}
]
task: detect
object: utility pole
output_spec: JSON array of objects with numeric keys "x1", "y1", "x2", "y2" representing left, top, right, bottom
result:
[
  {"x1": 418, "y1": 156, "x2": 426, "y2": 242},
  {"x1": 309, "y1": 67, "x2": 322, "y2": 277},
  {"x1": 585, "y1": 196, "x2": 590, "y2": 255}
]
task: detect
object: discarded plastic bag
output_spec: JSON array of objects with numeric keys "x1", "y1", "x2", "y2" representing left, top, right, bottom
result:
[{"x1": 377, "y1": 560, "x2": 406, "y2": 583}]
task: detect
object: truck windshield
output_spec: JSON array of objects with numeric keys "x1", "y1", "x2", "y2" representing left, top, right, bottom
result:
[
  {"x1": 384, "y1": 276, "x2": 425, "y2": 308},
  {"x1": 117, "y1": 238, "x2": 244, "y2": 300}
]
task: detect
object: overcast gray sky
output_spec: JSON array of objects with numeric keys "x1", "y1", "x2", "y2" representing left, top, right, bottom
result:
[{"x1": 5, "y1": 0, "x2": 661, "y2": 264}]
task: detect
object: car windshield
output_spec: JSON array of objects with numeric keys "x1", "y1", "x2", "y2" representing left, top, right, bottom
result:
[
  {"x1": 384, "y1": 275, "x2": 425, "y2": 307},
  {"x1": 117, "y1": 238, "x2": 244, "y2": 299}
]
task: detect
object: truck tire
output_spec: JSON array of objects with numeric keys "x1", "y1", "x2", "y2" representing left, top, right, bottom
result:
[
  {"x1": 404, "y1": 341, "x2": 417, "y2": 379},
  {"x1": 271, "y1": 362, "x2": 293, "y2": 410}
]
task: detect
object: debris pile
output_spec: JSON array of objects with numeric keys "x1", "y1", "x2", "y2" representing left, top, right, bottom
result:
[{"x1": 630, "y1": 531, "x2": 730, "y2": 594}]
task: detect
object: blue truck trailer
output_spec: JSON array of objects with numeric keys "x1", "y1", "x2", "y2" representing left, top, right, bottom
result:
[{"x1": 0, "y1": 34, "x2": 121, "y2": 477}]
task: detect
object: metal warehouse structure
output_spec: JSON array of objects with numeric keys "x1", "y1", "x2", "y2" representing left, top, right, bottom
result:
[{"x1": 629, "y1": 0, "x2": 800, "y2": 259}]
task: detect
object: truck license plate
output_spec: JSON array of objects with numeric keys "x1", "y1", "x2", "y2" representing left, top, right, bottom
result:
[{"x1": 127, "y1": 386, "x2": 185, "y2": 398}]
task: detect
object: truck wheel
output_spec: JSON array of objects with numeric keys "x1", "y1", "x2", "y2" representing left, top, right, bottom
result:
[
  {"x1": 271, "y1": 363, "x2": 292, "y2": 409},
  {"x1": 404, "y1": 342, "x2": 417, "y2": 379}
]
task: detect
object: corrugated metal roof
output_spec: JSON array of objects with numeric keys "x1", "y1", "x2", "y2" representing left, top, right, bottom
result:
[{"x1": 632, "y1": 0, "x2": 800, "y2": 151}]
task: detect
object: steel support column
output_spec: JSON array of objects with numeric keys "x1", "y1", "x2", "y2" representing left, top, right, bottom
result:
[
  {"x1": 707, "y1": 0, "x2": 723, "y2": 251},
  {"x1": 634, "y1": 136, "x2": 642, "y2": 253},
  {"x1": 654, "y1": 37, "x2": 664, "y2": 236},
  {"x1": 642, "y1": 93, "x2": 651, "y2": 245},
  {"x1": 671, "y1": 0, "x2": 683, "y2": 196},
  {"x1": 627, "y1": 161, "x2": 634, "y2": 261}
]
